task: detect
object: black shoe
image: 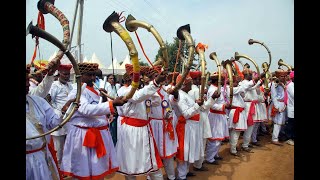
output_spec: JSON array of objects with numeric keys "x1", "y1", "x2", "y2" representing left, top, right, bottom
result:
[
  {"x1": 193, "y1": 166, "x2": 209, "y2": 171},
  {"x1": 251, "y1": 142, "x2": 262, "y2": 146},
  {"x1": 248, "y1": 144, "x2": 254, "y2": 148},
  {"x1": 214, "y1": 156, "x2": 223, "y2": 160},
  {"x1": 206, "y1": 160, "x2": 219, "y2": 165},
  {"x1": 186, "y1": 172, "x2": 196, "y2": 177}
]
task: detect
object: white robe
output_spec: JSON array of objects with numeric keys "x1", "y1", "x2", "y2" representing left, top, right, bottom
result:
[
  {"x1": 29, "y1": 75, "x2": 55, "y2": 98},
  {"x1": 149, "y1": 87, "x2": 178, "y2": 158},
  {"x1": 171, "y1": 90, "x2": 202, "y2": 163},
  {"x1": 286, "y1": 81, "x2": 294, "y2": 118},
  {"x1": 226, "y1": 84, "x2": 248, "y2": 131},
  {"x1": 26, "y1": 95, "x2": 61, "y2": 180},
  {"x1": 207, "y1": 85, "x2": 229, "y2": 140},
  {"x1": 270, "y1": 83, "x2": 287, "y2": 124},
  {"x1": 49, "y1": 80, "x2": 73, "y2": 136},
  {"x1": 116, "y1": 81, "x2": 163, "y2": 175},
  {"x1": 60, "y1": 85, "x2": 118, "y2": 178},
  {"x1": 239, "y1": 79, "x2": 262, "y2": 123}
]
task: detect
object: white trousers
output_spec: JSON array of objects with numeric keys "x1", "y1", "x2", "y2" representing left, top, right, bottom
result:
[
  {"x1": 272, "y1": 124, "x2": 281, "y2": 142},
  {"x1": 126, "y1": 169, "x2": 163, "y2": 180},
  {"x1": 205, "y1": 140, "x2": 221, "y2": 163},
  {"x1": 177, "y1": 161, "x2": 189, "y2": 180},
  {"x1": 193, "y1": 138, "x2": 207, "y2": 169},
  {"x1": 242, "y1": 125, "x2": 254, "y2": 148},
  {"x1": 163, "y1": 157, "x2": 175, "y2": 180},
  {"x1": 251, "y1": 122, "x2": 261, "y2": 143},
  {"x1": 52, "y1": 135, "x2": 66, "y2": 165},
  {"x1": 230, "y1": 130, "x2": 241, "y2": 154}
]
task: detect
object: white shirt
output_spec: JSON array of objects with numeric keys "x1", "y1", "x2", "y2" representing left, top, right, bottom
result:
[{"x1": 286, "y1": 81, "x2": 294, "y2": 118}]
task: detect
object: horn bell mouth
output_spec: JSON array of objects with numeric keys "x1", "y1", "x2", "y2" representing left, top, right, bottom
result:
[
  {"x1": 103, "y1": 11, "x2": 120, "y2": 33},
  {"x1": 37, "y1": 0, "x2": 55, "y2": 14},
  {"x1": 248, "y1": 39, "x2": 255, "y2": 45},
  {"x1": 177, "y1": 24, "x2": 190, "y2": 40},
  {"x1": 125, "y1": 14, "x2": 138, "y2": 32}
]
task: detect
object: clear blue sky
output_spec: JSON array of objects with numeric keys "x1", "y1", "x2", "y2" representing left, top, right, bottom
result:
[{"x1": 26, "y1": 0, "x2": 294, "y2": 72}]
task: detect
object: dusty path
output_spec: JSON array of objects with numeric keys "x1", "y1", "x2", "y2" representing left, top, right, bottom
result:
[{"x1": 102, "y1": 134, "x2": 294, "y2": 180}]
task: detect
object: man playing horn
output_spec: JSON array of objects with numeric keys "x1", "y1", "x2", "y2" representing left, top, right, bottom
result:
[
  {"x1": 59, "y1": 62, "x2": 127, "y2": 179},
  {"x1": 206, "y1": 72, "x2": 229, "y2": 165},
  {"x1": 188, "y1": 71, "x2": 217, "y2": 172},
  {"x1": 26, "y1": 64, "x2": 75, "y2": 180},
  {"x1": 116, "y1": 65, "x2": 168, "y2": 179},
  {"x1": 48, "y1": 63, "x2": 73, "y2": 167},
  {"x1": 169, "y1": 74, "x2": 219, "y2": 180},
  {"x1": 270, "y1": 69, "x2": 288, "y2": 146},
  {"x1": 145, "y1": 66, "x2": 178, "y2": 180},
  {"x1": 238, "y1": 69, "x2": 263, "y2": 152}
]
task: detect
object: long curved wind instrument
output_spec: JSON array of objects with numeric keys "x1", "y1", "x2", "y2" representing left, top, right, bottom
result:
[
  {"x1": 195, "y1": 43, "x2": 207, "y2": 101},
  {"x1": 209, "y1": 52, "x2": 222, "y2": 93},
  {"x1": 125, "y1": 14, "x2": 168, "y2": 69},
  {"x1": 234, "y1": 52, "x2": 260, "y2": 77},
  {"x1": 103, "y1": 11, "x2": 140, "y2": 100},
  {"x1": 173, "y1": 24, "x2": 195, "y2": 91},
  {"x1": 26, "y1": 0, "x2": 81, "y2": 140}
]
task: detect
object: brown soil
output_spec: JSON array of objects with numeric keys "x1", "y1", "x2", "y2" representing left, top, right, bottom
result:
[{"x1": 102, "y1": 134, "x2": 294, "y2": 180}]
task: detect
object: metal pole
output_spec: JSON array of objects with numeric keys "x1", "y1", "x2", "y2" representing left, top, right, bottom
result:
[
  {"x1": 77, "y1": 0, "x2": 84, "y2": 63},
  {"x1": 68, "y1": 0, "x2": 80, "y2": 52}
]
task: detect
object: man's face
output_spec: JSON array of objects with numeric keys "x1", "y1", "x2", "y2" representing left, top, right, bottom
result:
[
  {"x1": 279, "y1": 74, "x2": 286, "y2": 83},
  {"x1": 59, "y1": 69, "x2": 70, "y2": 84},
  {"x1": 108, "y1": 75, "x2": 115, "y2": 85},
  {"x1": 82, "y1": 71, "x2": 96, "y2": 86}
]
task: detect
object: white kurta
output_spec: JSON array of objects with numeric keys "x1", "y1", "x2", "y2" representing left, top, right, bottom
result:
[
  {"x1": 26, "y1": 95, "x2": 61, "y2": 180},
  {"x1": 60, "y1": 85, "x2": 118, "y2": 178},
  {"x1": 207, "y1": 85, "x2": 229, "y2": 140},
  {"x1": 116, "y1": 81, "x2": 163, "y2": 175},
  {"x1": 29, "y1": 75, "x2": 55, "y2": 98},
  {"x1": 149, "y1": 87, "x2": 178, "y2": 159},
  {"x1": 286, "y1": 81, "x2": 294, "y2": 118},
  {"x1": 49, "y1": 80, "x2": 73, "y2": 136},
  {"x1": 226, "y1": 84, "x2": 248, "y2": 131},
  {"x1": 270, "y1": 83, "x2": 287, "y2": 124},
  {"x1": 116, "y1": 85, "x2": 132, "y2": 141},
  {"x1": 239, "y1": 79, "x2": 262, "y2": 123},
  {"x1": 171, "y1": 90, "x2": 202, "y2": 163}
]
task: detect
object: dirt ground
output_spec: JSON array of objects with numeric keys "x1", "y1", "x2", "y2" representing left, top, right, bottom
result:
[{"x1": 102, "y1": 133, "x2": 294, "y2": 180}]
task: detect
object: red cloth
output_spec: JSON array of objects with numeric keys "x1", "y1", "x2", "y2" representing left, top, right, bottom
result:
[
  {"x1": 58, "y1": 64, "x2": 72, "y2": 71},
  {"x1": 230, "y1": 106, "x2": 245, "y2": 123},
  {"x1": 189, "y1": 71, "x2": 201, "y2": 79},
  {"x1": 176, "y1": 114, "x2": 200, "y2": 161},
  {"x1": 247, "y1": 100, "x2": 259, "y2": 126},
  {"x1": 82, "y1": 126, "x2": 109, "y2": 158}
]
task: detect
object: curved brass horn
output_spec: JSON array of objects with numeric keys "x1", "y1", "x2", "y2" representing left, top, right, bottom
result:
[
  {"x1": 262, "y1": 62, "x2": 272, "y2": 91},
  {"x1": 195, "y1": 43, "x2": 207, "y2": 101},
  {"x1": 234, "y1": 52, "x2": 260, "y2": 76},
  {"x1": 125, "y1": 14, "x2": 168, "y2": 69},
  {"x1": 278, "y1": 59, "x2": 292, "y2": 71},
  {"x1": 173, "y1": 24, "x2": 195, "y2": 91},
  {"x1": 103, "y1": 11, "x2": 140, "y2": 100},
  {"x1": 221, "y1": 59, "x2": 234, "y2": 106},
  {"x1": 26, "y1": 26, "x2": 81, "y2": 140},
  {"x1": 248, "y1": 39, "x2": 272, "y2": 72},
  {"x1": 209, "y1": 52, "x2": 222, "y2": 93}
]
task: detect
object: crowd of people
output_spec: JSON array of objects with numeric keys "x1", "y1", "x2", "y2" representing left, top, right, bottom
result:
[{"x1": 26, "y1": 54, "x2": 294, "y2": 180}]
